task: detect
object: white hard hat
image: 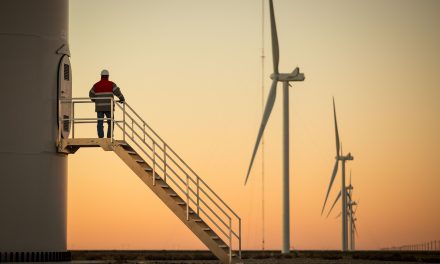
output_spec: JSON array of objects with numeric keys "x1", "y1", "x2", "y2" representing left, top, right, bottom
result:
[{"x1": 101, "y1": 69, "x2": 109, "y2": 76}]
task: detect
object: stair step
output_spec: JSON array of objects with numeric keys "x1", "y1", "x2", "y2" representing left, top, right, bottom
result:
[
  {"x1": 119, "y1": 143, "x2": 132, "y2": 149},
  {"x1": 111, "y1": 137, "x2": 242, "y2": 263}
]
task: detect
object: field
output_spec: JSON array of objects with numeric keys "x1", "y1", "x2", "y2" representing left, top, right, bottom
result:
[{"x1": 71, "y1": 250, "x2": 440, "y2": 264}]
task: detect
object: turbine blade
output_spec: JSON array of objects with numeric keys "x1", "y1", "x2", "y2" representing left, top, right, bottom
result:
[
  {"x1": 321, "y1": 159, "x2": 339, "y2": 215},
  {"x1": 326, "y1": 191, "x2": 341, "y2": 218},
  {"x1": 340, "y1": 142, "x2": 343, "y2": 156},
  {"x1": 349, "y1": 169, "x2": 352, "y2": 187},
  {"x1": 269, "y1": 0, "x2": 279, "y2": 74},
  {"x1": 333, "y1": 97, "x2": 340, "y2": 156},
  {"x1": 244, "y1": 80, "x2": 278, "y2": 185}
]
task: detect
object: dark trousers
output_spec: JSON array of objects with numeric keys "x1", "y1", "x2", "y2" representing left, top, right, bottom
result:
[{"x1": 97, "y1": 111, "x2": 112, "y2": 138}]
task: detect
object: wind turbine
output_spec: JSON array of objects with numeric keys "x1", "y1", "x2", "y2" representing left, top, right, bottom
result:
[
  {"x1": 347, "y1": 174, "x2": 358, "y2": 251},
  {"x1": 332, "y1": 206, "x2": 358, "y2": 251},
  {"x1": 350, "y1": 216, "x2": 358, "y2": 250},
  {"x1": 244, "y1": 0, "x2": 305, "y2": 254},
  {"x1": 326, "y1": 171, "x2": 359, "y2": 251},
  {"x1": 321, "y1": 98, "x2": 354, "y2": 251}
]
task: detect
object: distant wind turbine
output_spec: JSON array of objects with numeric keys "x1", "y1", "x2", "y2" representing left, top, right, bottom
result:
[
  {"x1": 244, "y1": 0, "x2": 305, "y2": 254},
  {"x1": 326, "y1": 170, "x2": 359, "y2": 251},
  {"x1": 321, "y1": 98, "x2": 354, "y2": 251},
  {"x1": 347, "y1": 172, "x2": 359, "y2": 250}
]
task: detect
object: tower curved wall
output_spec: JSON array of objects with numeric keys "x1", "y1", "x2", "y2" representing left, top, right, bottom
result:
[{"x1": 0, "y1": 0, "x2": 69, "y2": 259}]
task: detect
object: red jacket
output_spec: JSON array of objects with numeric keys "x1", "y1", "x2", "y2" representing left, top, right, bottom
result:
[{"x1": 89, "y1": 76, "x2": 125, "y2": 112}]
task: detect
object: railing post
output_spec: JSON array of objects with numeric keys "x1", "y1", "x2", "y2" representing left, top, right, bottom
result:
[
  {"x1": 123, "y1": 102, "x2": 126, "y2": 141},
  {"x1": 153, "y1": 143, "x2": 156, "y2": 186},
  {"x1": 186, "y1": 175, "x2": 189, "y2": 221},
  {"x1": 111, "y1": 98, "x2": 114, "y2": 143},
  {"x1": 163, "y1": 144, "x2": 167, "y2": 182},
  {"x1": 239, "y1": 218, "x2": 242, "y2": 258},
  {"x1": 71, "y1": 100, "x2": 75, "y2": 139},
  {"x1": 143, "y1": 122, "x2": 146, "y2": 142},
  {"x1": 196, "y1": 177, "x2": 200, "y2": 215},
  {"x1": 229, "y1": 217, "x2": 232, "y2": 263}
]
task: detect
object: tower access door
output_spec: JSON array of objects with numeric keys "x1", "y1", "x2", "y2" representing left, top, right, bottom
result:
[{"x1": 57, "y1": 54, "x2": 72, "y2": 139}]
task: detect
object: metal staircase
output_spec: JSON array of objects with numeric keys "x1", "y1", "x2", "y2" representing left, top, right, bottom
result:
[{"x1": 57, "y1": 98, "x2": 242, "y2": 264}]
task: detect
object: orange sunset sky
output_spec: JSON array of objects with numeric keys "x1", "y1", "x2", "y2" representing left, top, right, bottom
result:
[{"x1": 67, "y1": 0, "x2": 440, "y2": 250}]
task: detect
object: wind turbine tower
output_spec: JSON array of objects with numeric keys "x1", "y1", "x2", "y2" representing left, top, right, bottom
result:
[
  {"x1": 245, "y1": 0, "x2": 305, "y2": 254},
  {"x1": 0, "y1": 0, "x2": 71, "y2": 261}
]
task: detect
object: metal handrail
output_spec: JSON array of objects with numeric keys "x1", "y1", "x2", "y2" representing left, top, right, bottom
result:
[
  {"x1": 115, "y1": 113, "x2": 240, "y2": 242},
  {"x1": 115, "y1": 110, "x2": 241, "y2": 240},
  {"x1": 59, "y1": 97, "x2": 241, "y2": 257},
  {"x1": 114, "y1": 102, "x2": 241, "y2": 239},
  {"x1": 116, "y1": 102, "x2": 240, "y2": 216}
]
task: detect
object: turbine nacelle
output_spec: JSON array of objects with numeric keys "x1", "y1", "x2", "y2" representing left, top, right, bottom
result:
[
  {"x1": 337, "y1": 152, "x2": 354, "y2": 161},
  {"x1": 270, "y1": 67, "x2": 305, "y2": 82}
]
